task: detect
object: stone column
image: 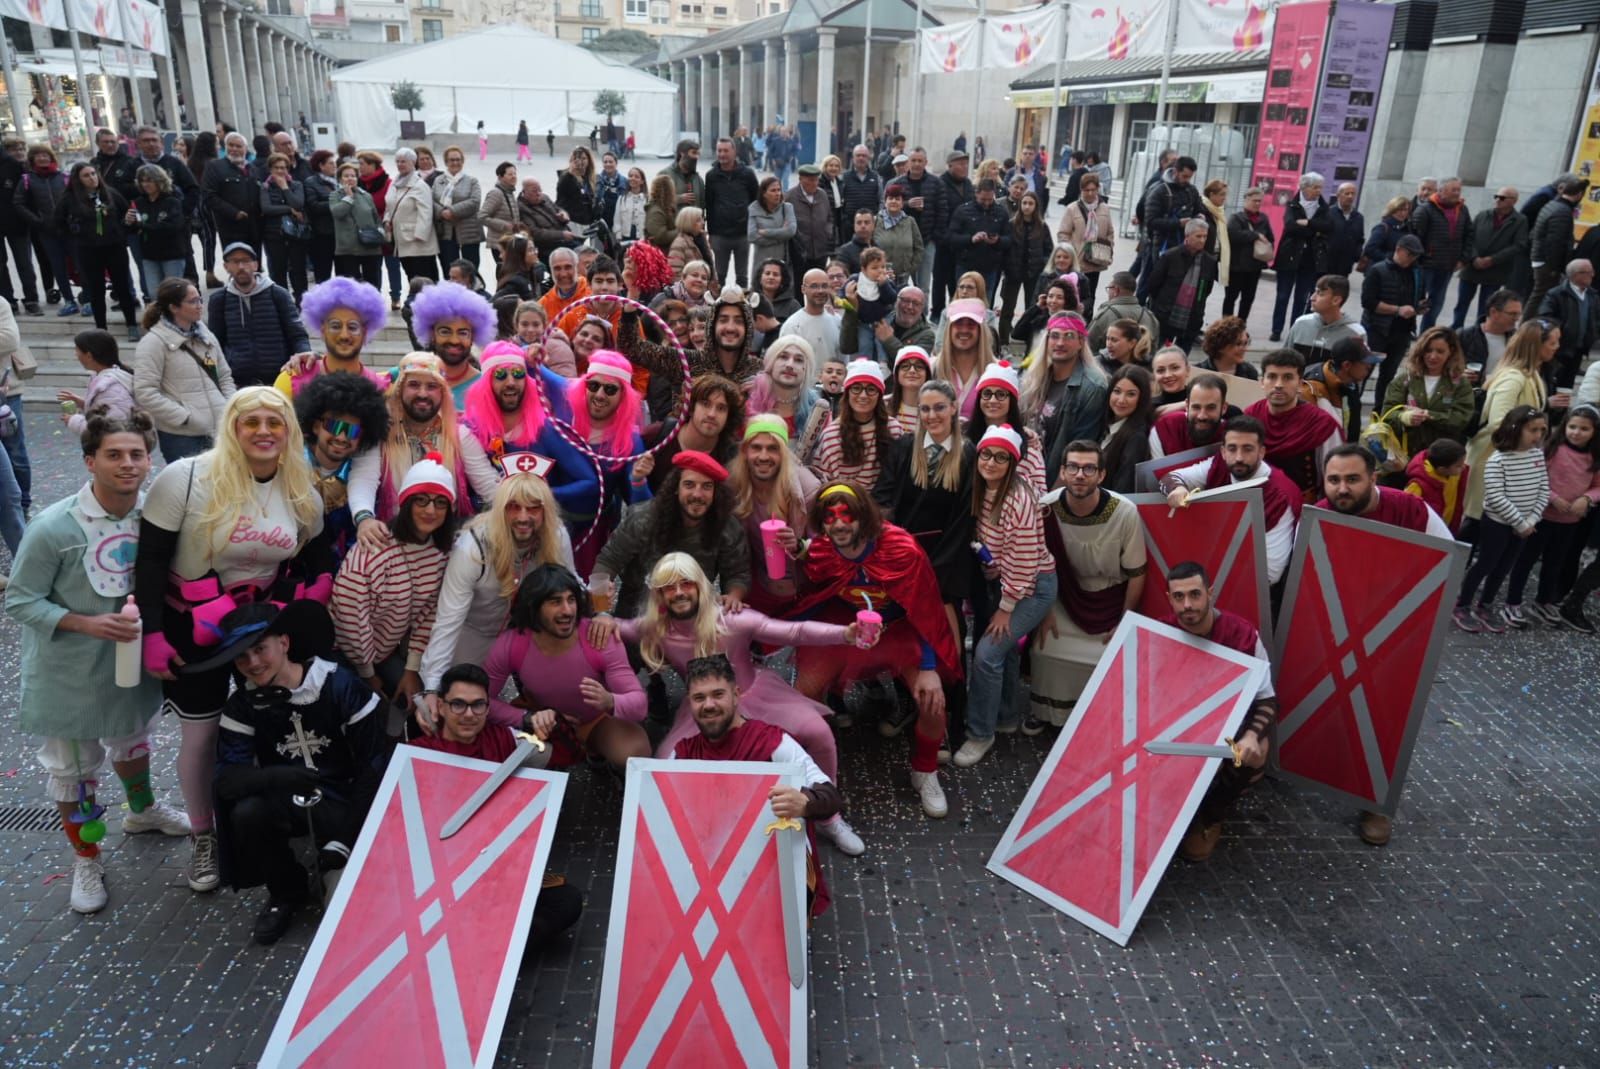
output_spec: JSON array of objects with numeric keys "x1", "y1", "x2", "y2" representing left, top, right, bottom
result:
[
  {"x1": 736, "y1": 44, "x2": 752, "y2": 133},
  {"x1": 273, "y1": 35, "x2": 293, "y2": 123},
  {"x1": 204, "y1": 4, "x2": 239, "y2": 128},
  {"x1": 250, "y1": 24, "x2": 274, "y2": 129},
  {"x1": 815, "y1": 28, "x2": 836, "y2": 163},
  {"x1": 175, "y1": 0, "x2": 216, "y2": 130},
  {"x1": 698, "y1": 55, "x2": 710, "y2": 140},
  {"x1": 783, "y1": 36, "x2": 799, "y2": 129},
  {"x1": 714, "y1": 52, "x2": 726, "y2": 139},
  {"x1": 762, "y1": 41, "x2": 778, "y2": 132},
  {"x1": 227, "y1": 12, "x2": 255, "y2": 132},
  {"x1": 155, "y1": 35, "x2": 181, "y2": 129},
  {"x1": 673, "y1": 60, "x2": 687, "y2": 133}
]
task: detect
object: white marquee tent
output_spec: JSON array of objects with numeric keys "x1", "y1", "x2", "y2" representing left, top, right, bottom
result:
[{"x1": 331, "y1": 26, "x2": 678, "y2": 155}]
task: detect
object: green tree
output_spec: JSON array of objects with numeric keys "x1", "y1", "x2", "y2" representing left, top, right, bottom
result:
[
  {"x1": 391, "y1": 80, "x2": 424, "y2": 121},
  {"x1": 581, "y1": 28, "x2": 656, "y2": 54},
  {"x1": 593, "y1": 90, "x2": 628, "y2": 129}
]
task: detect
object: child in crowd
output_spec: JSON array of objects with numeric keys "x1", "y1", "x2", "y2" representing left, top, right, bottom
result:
[
  {"x1": 818, "y1": 352, "x2": 848, "y2": 415},
  {"x1": 57, "y1": 329, "x2": 135, "y2": 436},
  {"x1": 1503, "y1": 404, "x2": 1600, "y2": 627},
  {"x1": 1404, "y1": 437, "x2": 1469, "y2": 536},
  {"x1": 1454, "y1": 405, "x2": 1549, "y2": 634},
  {"x1": 848, "y1": 248, "x2": 899, "y2": 360}
]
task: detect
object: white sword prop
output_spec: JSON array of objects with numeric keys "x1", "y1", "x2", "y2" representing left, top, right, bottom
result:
[
  {"x1": 1143, "y1": 738, "x2": 1244, "y2": 767},
  {"x1": 766, "y1": 817, "x2": 807, "y2": 990},
  {"x1": 438, "y1": 731, "x2": 548, "y2": 840}
]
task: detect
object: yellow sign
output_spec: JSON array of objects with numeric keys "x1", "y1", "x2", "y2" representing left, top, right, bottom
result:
[{"x1": 1571, "y1": 60, "x2": 1600, "y2": 235}]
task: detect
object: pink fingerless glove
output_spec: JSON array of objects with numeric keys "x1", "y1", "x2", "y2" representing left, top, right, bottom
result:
[{"x1": 143, "y1": 631, "x2": 179, "y2": 675}]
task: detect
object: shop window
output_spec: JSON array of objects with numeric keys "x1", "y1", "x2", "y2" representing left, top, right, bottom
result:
[{"x1": 712, "y1": 4, "x2": 726, "y2": 13}]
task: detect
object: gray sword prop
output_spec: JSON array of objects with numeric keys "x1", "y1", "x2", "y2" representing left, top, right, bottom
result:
[
  {"x1": 1144, "y1": 738, "x2": 1243, "y2": 766},
  {"x1": 439, "y1": 732, "x2": 547, "y2": 840},
  {"x1": 766, "y1": 817, "x2": 807, "y2": 990}
]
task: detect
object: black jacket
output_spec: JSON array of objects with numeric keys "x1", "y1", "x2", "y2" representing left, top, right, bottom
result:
[
  {"x1": 303, "y1": 173, "x2": 337, "y2": 237},
  {"x1": 1006, "y1": 216, "x2": 1052, "y2": 285},
  {"x1": 207, "y1": 279, "x2": 312, "y2": 387},
  {"x1": 131, "y1": 192, "x2": 191, "y2": 260},
  {"x1": 202, "y1": 158, "x2": 262, "y2": 240},
  {"x1": 92, "y1": 150, "x2": 140, "y2": 204},
  {"x1": 1226, "y1": 209, "x2": 1274, "y2": 279},
  {"x1": 0, "y1": 154, "x2": 26, "y2": 234},
  {"x1": 872, "y1": 434, "x2": 977, "y2": 601},
  {"x1": 1537, "y1": 282, "x2": 1600, "y2": 365},
  {"x1": 1145, "y1": 246, "x2": 1218, "y2": 325},
  {"x1": 702, "y1": 163, "x2": 759, "y2": 239},
  {"x1": 134, "y1": 152, "x2": 200, "y2": 215},
  {"x1": 554, "y1": 171, "x2": 597, "y2": 225},
  {"x1": 947, "y1": 199, "x2": 1011, "y2": 273},
  {"x1": 13, "y1": 168, "x2": 69, "y2": 237},
  {"x1": 1141, "y1": 177, "x2": 1202, "y2": 253},
  {"x1": 839, "y1": 168, "x2": 882, "y2": 218},
  {"x1": 1408, "y1": 197, "x2": 1475, "y2": 271},
  {"x1": 1531, "y1": 198, "x2": 1578, "y2": 270},
  {"x1": 1272, "y1": 196, "x2": 1333, "y2": 275},
  {"x1": 896, "y1": 170, "x2": 944, "y2": 245},
  {"x1": 1360, "y1": 256, "x2": 1422, "y2": 348},
  {"x1": 1325, "y1": 207, "x2": 1365, "y2": 277},
  {"x1": 929, "y1": 171, "x2": 973, "y2": 245},
  {"x1": 56, "y1": 189, "x2": 131, "y2": 249}
]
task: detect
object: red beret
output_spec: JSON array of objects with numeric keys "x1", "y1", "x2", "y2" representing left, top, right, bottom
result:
[{"x1": 671, "y1": 449, "x2": 729, "y2": 482}]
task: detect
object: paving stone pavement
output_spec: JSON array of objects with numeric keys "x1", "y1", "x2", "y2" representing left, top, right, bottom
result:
[{"x1": 0, "y1": 382, "x2": 1597, "y2": 1068}]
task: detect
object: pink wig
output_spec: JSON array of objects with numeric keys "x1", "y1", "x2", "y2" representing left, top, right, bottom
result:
[
  {"x1": 412, "y1": 281, "x2": 496, "y2": 345},
  {"x1": 301, "y1": 276, "x2": 390, "y2": 338},
  {"x1": 565, "y1": 349, "x2": 641, "y2": 458},
  {"x1": 463, "y1": 340, "x2": 544, "y2": 453}
]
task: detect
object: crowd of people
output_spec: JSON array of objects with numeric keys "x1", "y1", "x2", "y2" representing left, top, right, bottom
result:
[{"x1": 2, "y1": 119, "x2": 1596, "y2": 966}]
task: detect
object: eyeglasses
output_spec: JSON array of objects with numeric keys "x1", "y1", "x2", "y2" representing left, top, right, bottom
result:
[
  {"x1": 323, "y1": 418, "x2": 361, "y2": 441},
  {"x1": 846, "y1": 383, "x2": 879, "y2": 395},
  {"x1": 1063, "y1": 462, "x2": 1100, "y2": 475},
  {"x1": 586, "y1": 380, "x2": 621, "y2": 397},
  {"x1": 979, "y1": 388, "x2": 1011, "y2": 402},
  {"x1": 411, "y1": 494, "x2": 452, "y2": 510},
  {"x1": 977, "y1": 449, "x2": 1013, "y2": 464},
  {"x1": 918, "y1": 403, "x2": 951, "y2": 416},
  {"x1": 492, "y1": 367, "x2": 528, "y2": 382},
  {"x1": 444, "y1": 698, "x2": 489, "y2": 715}
]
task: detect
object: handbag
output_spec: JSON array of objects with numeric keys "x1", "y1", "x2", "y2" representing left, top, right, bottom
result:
[
  {"x1": 9, "y1": 345, "x2": 37, "y2": 380},
  {"x1": 279, "y1": 215, "x2": 311, "y2": 241},
  {"x1": 356, "y1": 224, "x2": 385, "y2": 247},
  {"x1": 1084, "y1": 239, "x2": 1113, "y2": 268},
  {"x1": 1252, "y1": 233, "x2": 1274, "y2": 263}
]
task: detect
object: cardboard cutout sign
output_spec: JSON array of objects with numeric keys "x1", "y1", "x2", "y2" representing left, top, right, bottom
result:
[
  {"x1": 594, "y1": 758, "x2": 809, "y2": 1068},
  {"x1": 1134, "y1": 443, "x2": 1220, "y2": 492},
  {"x1": 1129, "y1": 483, "x2": 1272, "y2": 633},
  {"x1": 988, "y1": 614, "x2": 1270, "y2": 945},
  {"x1": 1272, "y1": 507, "x2": 1466, "y2": 814},
  {"x1": 258, "y1": 746, "x2": 568, "y2": 1069}
]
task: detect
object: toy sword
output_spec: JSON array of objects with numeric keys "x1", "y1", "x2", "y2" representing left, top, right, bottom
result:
[
  {"x1": 1144, "y1": 737, "x2": 1243, "y2": 767},
  {"x1": 766, "y1": 817, "x2": 807, "y2": 989},
  {"x1": 439, "y1": 731, "x2": 547, "y2": 840}
]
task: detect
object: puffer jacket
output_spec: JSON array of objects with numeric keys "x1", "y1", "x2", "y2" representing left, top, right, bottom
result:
[
  {"x1": 480, "y1": 180, "x2": 520, "y2": 247},
  {"x1": 929, "y1": 170, "x2": 974, "y2": 246},
  {"x1": 1408, "y1": 195, "x2": 1475, "y2": 271},
  {"x1": 132, "y1": 318, "x2": 237, "y2": 436},
  {"x1": 206, "y1": 272, "x2": 312, "y2": 387},
  {"x1": 1006, "y1": 216, "x2": 1052, "y2": 289},
  {"x1": 131, "y1": 192, "x2": 191, "y2": 261},
  {"x1": 13, "y1": 168, "x2": 69, "y2": 237},
  {"x1": 1531, "y1": 198, "x2": 1577, "y2": 269},
  {"x1": 433, "y1": 171, "x2": 484, "y2": 245}
]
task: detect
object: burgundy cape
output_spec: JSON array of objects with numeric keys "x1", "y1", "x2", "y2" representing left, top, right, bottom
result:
[
  {"x1": 1151, "y1": 408, "x2": 1223, "y2": 456},
  {"x1": 410, "y1": 724, "x2": 520, "y2": 762},
  {"x1": 675, "y1": 718, "x2": 831, "y2": 917},
  {"x1": 1314, "y1": 485, "x2": 1433, "y2": 533},
  {"x1": 1244, "y1": 399, "x2": 1342, "y2": 501},
  {"x1": 1201, "y1": 455, "x2": 1305, "y2": 528},
  {"x1": 1160, "y1": 606, "x2": 1260, "y2": 655}
]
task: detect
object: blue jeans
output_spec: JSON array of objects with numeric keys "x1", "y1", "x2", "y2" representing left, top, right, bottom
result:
[
  {"x1": 1419, "y1": 266, "x2": 1455, "y2": 330},
  {"x1": 966, "y1": 570, "x2": 1058, "y2": 740},
  {"x1": 157, "y1": 429, "x2": 212, "y2": 463},
  {"x1": 384, "y1": 253, "x2": 404, "y2": 301},
  {"x1": 2, "y1": 395, "x2": 31, "y2": 511},
  {"x1": 140, "y1": 258, "x2": 187, "y2": 302},
  {"x1": 1271, "y1": 266, "x2": 1317, "y2": 337},
  {"x1": 0, "y1": 439, "x2": 23, "y2": 555},
  {"x1": 1451, "y1": 277, "x2": 1495, "y2": 331}
]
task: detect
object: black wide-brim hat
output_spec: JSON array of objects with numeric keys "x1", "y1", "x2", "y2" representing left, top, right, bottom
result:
[{"x1": 179, "y1": 600, "x2": 335, "y2": 675}]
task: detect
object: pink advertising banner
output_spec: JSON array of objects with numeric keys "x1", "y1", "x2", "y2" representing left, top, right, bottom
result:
[
  {"x1": 1250, "y1": 0, "x2": 1332, "y2": 240},
  {"x1": 1303, "y1": 1, "x2": 1396, "y2": 200}
]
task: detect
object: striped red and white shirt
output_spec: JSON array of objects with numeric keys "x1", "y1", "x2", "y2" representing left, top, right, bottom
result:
[
  {"x1": 330, "y1": 539, "x2": 449, "y2": 677},
  {"x1": 811, "y1": 420, "x2": 884, "y2": 490},
  {"x1": 976, "y1": 481, "x2": 1055, "y2": 611}
]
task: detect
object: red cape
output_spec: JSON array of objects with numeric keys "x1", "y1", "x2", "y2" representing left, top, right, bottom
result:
[
  {"x1": 1201, "y1": 455, "x2": 1305, "y2": 527},
  {"x1": 1244, "y1": 399, "x2": 1342, "y2": 499},
  {"x1": 1151, "y1": 408, "x2": 1224, "y2": 456},
  {"x1": 794, "y1": 522, "x2": 962, "y2": 677},
  {"x1": 1160, "y1": 607, "x2": 1260, "y2": 656},
  {"x1": 1314, "y1": 486, "x2": 1433, "y2": 533}
]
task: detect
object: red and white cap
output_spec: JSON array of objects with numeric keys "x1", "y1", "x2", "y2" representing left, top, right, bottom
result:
[
  {"x1": 976, "y1": 359, "x2": 1021, "y2": 398},
  {"x1": 977, "y1": 423, "x2": 1024, "y2": 461},
  {"x1": 586, "y1": 349, "x2": 634, "y2": 384},
  {"x1": 398, "y1": 452, "x2": 457, "y2": 505},
  {"x1": 894, "y1": 345, "x2": 932, "y2": 373},
  {"x1": 842, "y1": 358, "x2": 886, "y2": 392}
]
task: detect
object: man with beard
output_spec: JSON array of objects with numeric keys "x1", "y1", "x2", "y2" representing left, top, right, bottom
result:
[
  {"x1": 672, "y1": 653, "x2": 843, "y2": 917},
  {"x1": 276, "y1": 277, "x2": 392, "y2": 395},
  {"x1": 481, "y1": 564, "x2": 650, "y2": 770},
  {"x1": 790, "y1": 483, "x2": 960, "y2": 819},
  {"x1": 659, "y1": 139, "x2": 704, "y2": 209},
  {"x1": 412, "y1": 280, "x2": 498, "y2": 408},
  {"x1": 1318, "y1": 443, "x2": 1452, "y2": 538},
  {"x1": 561, "y1": 350, "x2": 650, "y2": 574},
  {"x1": 1244, "y1": 349, "x2": 1344, "y2": 503},
  {"x1": 688, "y1": 285, "x2": 762, "y2": 386},
  {"x1": 1148, "y1": 373, "x2": 1229, "y2": 458},
  {"x1": 1029, "y1": 440, "x2": 1146, "y2": 728},
  {"x1": 1161, "y1": 562, "x2": 1277, "y2": 863},
  {"x1": 294, "y1": 372, "x2": 391, "y2": 564},
  {"x1": 208, "y1": 243, "x2": 312, "y2": 388},
  {"x1": 1027, "y1": 312, "x2": 1108, "y2": 479},
  {"x1": 587, "y1": 552, "x2": 862, "y2": 854},
  {"x1": 727, "y1": 415, "x2": 821, "y2": 614},
  {"x1": 591, "y1": 451, "x2": 751, "y2": 619},
  {"x1": 1159, "y1": 416, "x2": 1303, "y2": 585},
  {"x1": 202, "y1": 133, "x2": 262, "y2": 257},
  {"x1": 640, "y1": 374, "x2": 745, "y2": 493},
  {"x1": 460, "y1": 341, "x2": 579, "y2": 475},
  {"x1": 90, "y1": 127, "x2": 139, "y2": 208},
  {"x1": 779, "y1": 269, "x2": 844, "y2": 369},
  {"x1": 349, "y1": 353, "x2": 500, "y2": 540},
  {"x1": 839, "y1": 283, "x2": 936, "y2": 363}
]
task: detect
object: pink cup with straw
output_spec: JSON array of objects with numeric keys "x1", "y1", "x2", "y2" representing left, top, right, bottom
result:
[
  {"x1": 854, "y1": 591, "x2": 882, "y2": 649},
  {"x1": 759, "y1": 518, "x2": 789, "y2": 581}
]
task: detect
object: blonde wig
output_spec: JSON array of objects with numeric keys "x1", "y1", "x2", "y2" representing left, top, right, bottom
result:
[
  {"x1": 383, "y1": 356, "x2": 465, "y2": 509},
  {"x1": 199, "y1": 386, "x2": 322, "y2": 549},
  {"x1": 635, "y1": 552, "x2": 727, "y2": 671},
  {"x1": 728, "y1": 429, "x2": 805, "y2": 523},
  {"x1": 470, "y1": 472, "x2": 565, "y2": 599},
  {"x1": 912, "y1": 379, "x2": 966, "y2": 493}
]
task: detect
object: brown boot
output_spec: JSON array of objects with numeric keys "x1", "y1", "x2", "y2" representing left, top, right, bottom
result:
[
  {"x1": 1358, "y1": 810, "x2": 1392, "y2": 846},
  {"x1": 1179, "y1": 821, "x2": 1222, "y2": 862}
]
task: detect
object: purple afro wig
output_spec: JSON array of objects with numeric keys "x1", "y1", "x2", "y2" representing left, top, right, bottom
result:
[
  {"x1": 412, "y1": 281, "x2": 497, "y2": 346},
  {"x1": 301, "y1": 276, "x2": 390, "y2": 338}
]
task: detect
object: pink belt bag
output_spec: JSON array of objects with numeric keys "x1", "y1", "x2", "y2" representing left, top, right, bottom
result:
[{"x1": 165, "y1": 574, "x2": 270, "y2": 647}]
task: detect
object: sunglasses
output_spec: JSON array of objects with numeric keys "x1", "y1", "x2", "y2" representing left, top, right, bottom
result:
[
  {"x1": 1493, "y1": 194, "x2": 1514, "y2": 201},
  {"x1": 492, "y1": 367, "x2": 528, "y2": 382},
  {"x1": 587, "y1": 380, "x2": 621, "y2": 397},
  {"x1": 323, "y1": 418, "x2": 361, "y2": 441}
]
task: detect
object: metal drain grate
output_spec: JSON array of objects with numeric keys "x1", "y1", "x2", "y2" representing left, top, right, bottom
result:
[{"x1": 0, "y1": 806, "x2": 62, "y2": 833}]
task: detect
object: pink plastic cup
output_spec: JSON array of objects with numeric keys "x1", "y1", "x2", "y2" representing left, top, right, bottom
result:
[
  {"x1": 759, "y1": 518, "x2": 789, "y2": 581},
  {"x1": 854, "y1": 609, "x2": 882, "y2": 649}
]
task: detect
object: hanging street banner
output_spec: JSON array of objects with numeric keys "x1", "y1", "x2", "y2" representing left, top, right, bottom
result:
[
  {"x1": 1303, "y1": 1, "x2": 1396, "y2": 201},
  {"x1": 985, "y1": 4, "x2": 1064, "y2": 70},
  {"x1": 1177, "y1": 0, "x2": 1274, "y2": 53},
  {"x1": 1251, "y1": 0, "x2": 1333, "y2": 238},
  {"x1": 919, "y1": 17, "x2": 981, "y2": 74}
]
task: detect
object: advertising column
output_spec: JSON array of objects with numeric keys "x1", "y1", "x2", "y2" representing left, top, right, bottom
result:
[
  {"x1": 1249, "y1": 0, "x2": 1331, "y2": 237},
  {"x1": 1303, "y1": 1, "x2": 1397, "y2": 202},
  {"x1": 1568, "y1": 56, "x2": 1600, "y2": 236}
]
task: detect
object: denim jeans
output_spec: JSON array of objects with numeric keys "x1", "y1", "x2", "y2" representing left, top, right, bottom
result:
[
  {"x1": 1419, "y1": 266, "x2": 1455, "y2": 330},
  {"x1": 0, "y1": 440, "x2": 23, "y2": 556},
  {"x1": 140, "y1": 258, "x2": 187, "y2": 302},
  {"x1": 967, "y1": 570, "x2": 1058, "y2": 740},
  {"x1": 157, "y1": 429, "x2": 212, "y2": 464},
  {"x1": 2, "y1": 395, "x2": 31, "y2": 511}
]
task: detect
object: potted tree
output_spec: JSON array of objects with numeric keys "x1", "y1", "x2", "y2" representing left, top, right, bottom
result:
[
  {"x1": 393, "y1": 80, "x2": 425, "y2": 140},
  {"x1": 594, "y1": 89, "x2": 627, "y2": 154}
]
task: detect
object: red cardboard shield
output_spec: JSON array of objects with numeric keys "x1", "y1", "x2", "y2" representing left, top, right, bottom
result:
[
  {"x1": 1134, "y1": 443, "x2": 1220, "y2": 492},
  {"x1": 988, "y1": 614, "x2": 1270, "y2": 945},
  {"x1": 594, "y1": 758, "x2": 808, "y2": 1068},
  {"x1": 1272, "y1": 507, "x2": 1465, "y2": 814},
  {"x1": 257, "y1": 746, "x2": 567, "y2": 1069},
  {"x1": 1129, "y1": 484, "x2": 1271, "y2": 633}
]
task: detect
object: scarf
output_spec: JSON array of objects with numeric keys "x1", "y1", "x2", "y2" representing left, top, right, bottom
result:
[{"x1": 31, "y1": 161, "x2": 58, "y2": 178}]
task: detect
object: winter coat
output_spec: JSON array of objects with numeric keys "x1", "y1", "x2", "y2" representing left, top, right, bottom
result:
[
  {"x1": 13, "y1": 168, "x2": 69, "y2": 237},
  {"x1": 303, "y1": 173, "x2": 337, "y2": 239},
  {"x1": 658, "y1": 162, "x2": 705, "y2": 215},
  {"x1": 433, "y1": 172, "x2": 483, "y2": 245},
  {"x1": 874, "y1": 210, "x2": 924, "y2": 282},
  {"x1": 91, "y1": 150, "x2": 140, "y2": 203},
  {"x1": 1360, "y1": 256, "x2": 1422, "y2": 349},
  {"x1": 612, "y1": 191, "x2": 647, "y2": 242},
  {"x1": 329, "y1": 187, "x2": 383, "y2": 256},
  {"x1": 1141, "y1": 176, "x2": 1203, "y2": 254},
  {"x1": 1537, "y1": 281, "x2": 1600, "y2": 367},
  {"x1": 206, "y1": 273, "x2": 312, "y2": 387},
  {"x1": 1226, "y1": 209, "x2": 1273, "y2": 281},
  {"x1": 56, "y1": 189, "x2": 131, "y2": 249},
  {"x1": 1531, "y1": 197, "x2": 1578, "y2": 269},
  {"x1": 1324, "y1": 207, "x2": 1365, "y2": 277},
  {"x1": 703, "y1": 163, "x2": 760, "y2": 238},
  {"x1": 669, "y1": 231, "x2": 716, "y2": 279},
  {"x1": 1382, "y1": 367, "x2": 1476, "y2": 452},
  {"x1": 784, "y1": 183, "x2": 836, "y2": 263},
  {"x1": 929, "y1": 170, "x2": 974, "y2": 246},
  {"x1": 1272, "y1": 196, "x2": 1332, "y2": 275},
  {"x1": 1408, "y1": 196, "x2": 1475, "y2": 271},
  {"x1": 0, "y1": 154, "x2": 26, "y2": 235},
  {"x1": 132, "y1": 318, "x2": 237, "y2": 436},
  {"x1": 259, "y1": 176, "x2": 306, "y2": 240},
  {"x1": 479, "y1": 180, "x2": 521, "y2": 246},
  {"x1": 1058, "y1": 198, "x2": 1115, "y2": 271},
  {"x1": 554, "y1": 170, "x2": 597, "y2": 225},
  {"x1": 747, "y1": 200, "x2": 797, "y2": 269},
  {"x1": 130, "y1": 192, "x2": 191, "y2": 261},
  {"x1": 1006, "y1": 216, "x2": 1052, "y2": 289},
  {"x1": 947, "y1": 198, "x2": 1011, "y2": 274},
  {"x1": 1145, "y1": 246, "x2": 1218, "y2": 326},
  {"x1": 383, "y1": 171, "x2": 439, "y2": 258},
  {"x1": 895, "y1": 170, "x2": 944, "y2": 247},
  {"x1": 644, "y1": 201, "x2": 677, "y2": 252},
  {"x1": 839, "y1": 168, "x2": 882, "y2": 218},
  {"x1": 201, "y1": 158, "x2": 261, "y2": 243},
  {"x1": 1361, "y1": 215, "x2": 1407, "y2": 266},
  {"x1": 1458, "y1": 208, "x2": 1529, "y2": 287},
  {"x1": 517, "y1": 195, "x2": 573, "y2": 261}
]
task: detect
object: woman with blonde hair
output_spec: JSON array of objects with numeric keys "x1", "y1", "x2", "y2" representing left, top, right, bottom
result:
[
  {"x1": 383, "y1": 147, "x2": 439, "y2": 282},
  {"x1": 134, "y1": 386, "x2": 329, "y2": 894},
  {"x1": 1383, "y1": 325, "x2": 1475, "y2": 453},
  {"x1": 645, "y1": 172, "x2": 680, "y2": 252},
  {"x1": 820, "y1": 154, "x2": 846, "y2": 242},
  {"x1": 668, "y1": 206, "x2": 715, "y2": 279},
  {"x1": 1466, "y1": 318, "x2": 1558, "y2": 518}
]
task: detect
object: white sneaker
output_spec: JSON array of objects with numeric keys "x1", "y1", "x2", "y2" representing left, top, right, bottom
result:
[
  {"x1": 952, "y1": 736, "x2": 995, "y2": 768},
  {"x1": 188, "y1": 830, "x2": 220, "y2": 893},
  {"x1": 909, "y1": 770, "x2": 948, "y2": 819},
  {"x1": 122, "y1": 801, "x2": 191, "y2": 837},
  {"x1": 815, "y1": 816, "x2": 865, "y2": 856},
  {"x1": 70, "y1": 855, "x2": 107, "y2": 913}
]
